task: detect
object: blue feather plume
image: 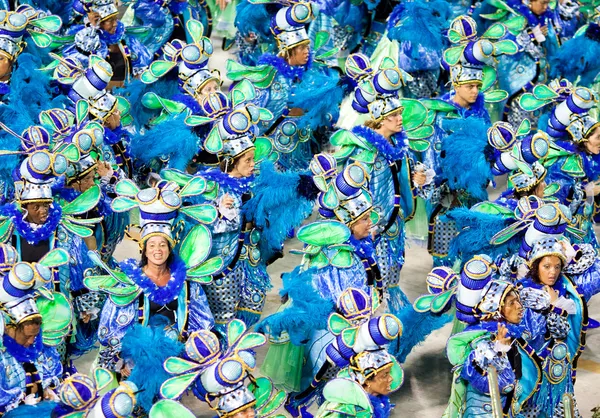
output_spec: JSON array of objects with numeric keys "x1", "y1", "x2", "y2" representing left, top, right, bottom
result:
[
  {"x1": 3, "y1": 401, "x2": 58, "y2": 418},
  {"x1": 440, "y1": 117, "x2": 492, "y2": 201},
  {"x1": 288, "y1": 68, "x2": 344, "y2": 130},
  {"x1": 235, "y1": 0, "x2": 273, "y2": 39},
  {"x1": 444, "y1": 207, "x2": 521, "y2": 263},
  {"x1": 387, "y1": 0, "x2": 450, "y2": 52},
  {"x1": 121, "y1": 320, "x2": 184, "y2": 412},
  {"x1": 129, "y1": 113, "x2": 198, "y2": 171},
  {"x1": 243, "y1": 162, "x2": 315, "y2": 262},
  {"x1": 114, "y1": 78, "x2": 181, "y2": 130},
  {"x1": 389, "y1": 306, "x2": 452, "y2": 363},
  {"x1": 256, "y1": 266, "x2": 334, "y2": 346},
  {"x1": 550, "y1": 25, "x2": 600, "y2": 87}
]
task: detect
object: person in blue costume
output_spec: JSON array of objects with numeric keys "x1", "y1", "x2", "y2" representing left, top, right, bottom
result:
[
  {"x1": 442, "y1": 256, "x2": 541, "y2": 418},
  {"x1": 0, "y1": 124, "x2": 104, "y2": 367},
  {"x1": 0, "y1": 261, "x2": 65, "y2": 416},
  {"x1": 125, "y1": 0, "x2": 189, "y2": 56},
  {"x1": 63, "y1": 0, "x2": 153, "y2": 89},
  {"x1": 532, "y1": 83, "x2": 600, "y2": 247},
  {"x1": 331, "y1": 54, "x2": 429, "y2": 305},
  {"x1": 0, "y1": 5, "x2": 63, "y2": 100},
  {"x1": 226, "y1": 0, "x2": 344, "y2": 172},
  {"x1": 86, "y1": 177, "x2": 216, "y2": 381},
  {"x1": 414, "y1": 15, "x2": 518, "y2": 267},
  {"x1": 488, "y1": 0, "x2": 560, "y2": 128},
  {"x1": 316, "y1": 347, "x2": 404, "y2": 418},
  {"x1": 151, "y1": 320, "x2": 290, "y2": 418},
  {"x1": 517, "y1": 232, "x2": 600, "y2": 417}
]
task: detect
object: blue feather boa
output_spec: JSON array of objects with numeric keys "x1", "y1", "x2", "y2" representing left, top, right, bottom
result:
[
  {"x1": 119, "y1": 256, "x2": 187, "y2": 305},
  {"x1": 257, "y1": 53, "x2": 313, "y2": 80},
  {"x1": 197, "y1": 168, "x2": 254, "y2": 195},
  {"x1": 370, "y1": 394, "x2": 393, "y2": 418},
  {"x1": 2, "y1": 203, "x2": 62, "y2": 245},
  {"x1": 351, "y1": 126, "x2": 406, "y2": 163},
  {"x1": 348, "y1": 235, "x2": 377, "y2": 265},
  {"x1": 469, "y1": 319, "x2": 528, "y2": 340},
  {"x1": 3, "y1": 333, "x2": 43, "y2": 363},
  {"x1": 99, "y1": 21, "x2": 125, "y2": 45}
]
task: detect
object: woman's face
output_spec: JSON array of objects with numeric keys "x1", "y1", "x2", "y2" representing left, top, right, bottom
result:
[
  {"x1": 350, "y1": 213, "x2": 373, "y2": 240},
  {"x1": 529, "y1": 0, "x2": 550, "y2": 15},
  {"x1": 100, "y1": 16, "x2": 119, "y2": 35},
  {"x1": 145, "y1": 236, "x2": 171, "y2": 266},
  {"x1": 454, "y1": 82, "x2": 481, "y2": 106},
  {"x1": 537, "y1": 255, "x2": 562, "y2": 286},
  {"x1": 0, "y1": 55, "x2": 12, "y2": 81},
  {"x1": 500, "y1": 291, "x2": 524, "y2": 324},
  {"x1": 365, "y1": 367, "x2": 393, "y2": 396},
  {"x1": 380, "y1": 111, "x2": 403, "y2": 134},
  {"x1": 24, "y1": 202, "x2": 51, "y2": 225},
  {"x1": 231, "y1": 150, "x2": 256, "y2": 178},
  {"x1": 199, "y1": 80, "x2": 220, "y2": 99},
  {"x1": 584, "y1": 127, "x2": 600, "y2": 155}
]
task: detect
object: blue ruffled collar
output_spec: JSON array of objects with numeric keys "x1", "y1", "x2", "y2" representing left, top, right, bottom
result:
[
  {"x1": 197, "y1": 168, "x2": 254, "y2": 195},
  {"x1": 258, "y1": 53, "x2": 314, "y2": 80},
  {"x1": 442, "y1": 91, "x2": 488, "y2": 120},
  {"x1": 352, "y1": 126, "x2": 406, "y2": 163},
  {"x1": 0, "y1": 81, "x2": 9, "y2": 96},
  {"x1": 348, "y1": 235, "x2": 377, "y2": 263},
  {"x1": 99, "y1": 21, "x2": 125, "y2": 45},
  {"x1": 120, "y1": 256, "x2": 187, "y2": 305},
  {"x1": 3, "y1": 332, "x2": 43, "y2": 363},
  {"x1": 104, "y1": 125, "x2": 129, "y2": 145},
  {"x1": 369, "y1": 394, "x2": 393, "y2": 418},
  {"x1": 3, "y1": 203, "x2": 62, "y2": 245}
]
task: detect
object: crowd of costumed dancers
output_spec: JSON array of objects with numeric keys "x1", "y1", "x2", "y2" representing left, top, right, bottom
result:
[{"x1": 1, "y1": 0, "x2": 600, "y2": 416}]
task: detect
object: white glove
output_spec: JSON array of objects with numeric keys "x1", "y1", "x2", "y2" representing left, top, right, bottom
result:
[
  {"x1": 532, "y1": 25, "x2": 546, "y2": 43},
  {"x1": 23, "y1": 394, "x2": 40, "y2": 405},
  {"x1": 44, "y1": 388, "x2": 59, "y2": 401}
]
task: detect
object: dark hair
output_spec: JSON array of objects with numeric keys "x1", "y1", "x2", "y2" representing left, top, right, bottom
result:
[
  {"x1": 527, "y1": 256, "x2": 564, "y2": 284},
  {"x1": 219, "y1": 158, "x2": 235, "y2": 173},
  {"x1": 16, "y1": 316, "x2": 42, "y2": 331},
  {"x1": 140, "y1": 239, "x2": 174, "y2": 268}
]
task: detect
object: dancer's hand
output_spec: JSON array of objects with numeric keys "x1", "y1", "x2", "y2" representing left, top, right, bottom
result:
[{"x1": 496, "y1": 323, "x2": 511, "y2": 346}]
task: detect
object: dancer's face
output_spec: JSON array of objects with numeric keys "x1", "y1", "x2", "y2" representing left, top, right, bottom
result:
[
  {"x1": 232, "y1": 409, "x2": 256, "y2": 418},
  {"x1": 24, "y1": 202, "x2": 51, "y2": 225},
  {"x1": 380, "y1": 110, "x2": 403, "y2": 134},
  {"x1": 105, "y1": 108, "x2": 122, "y2": 130},
  {"x1": 529, "y1": 0, "x2": 550, "y2": 16},
  {"x1": 365, "y1": 367, "x2": 393, "y2": 396},
  {"x1": 351, "y1": 213, "x2": 373, "y2": 240},
  {"x1": 199, "y1": 80, "x2": 220, "y2": 97},
  {"x1": 0, "y1": 55, "x2": 12, "y2": 81},
  {"x1": 145, "y1": 236, "x2": 171, "y2": 267},
  {"x1": 584, "y1": 127, "x2": 600, "y2": 155},
  {"x1": 100, "y1": 16, "x2": 119, "y2": 35},
  {"x1": 500, "y1": 291, "x2": 524, "y2": 324},
  {"x1": 454, "y1": 82, "x2": 481, "y2": 106},
  {"x1": 287, "y1": 44, "x2": 310, "y2": 66},
  {"x1": 536, "y1": 255, "x2": 562, "y2": 286},
  {"x1": 230, "y1": 150, "x2": 256, "y2": 178},
  {"x1": 533, "y1": 180, "x2": 546, "y2": 198}
]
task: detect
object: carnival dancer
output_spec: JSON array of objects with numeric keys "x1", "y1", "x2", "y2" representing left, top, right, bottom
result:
[
  {"x1": 153, "y1": 319, "x2": 287, "y2": 417},
  {"x1": 226, "y1": 0, "x2": 345, "y2": 172},
  {"x1": 444, "y1": 277, "x2": 541, "y2": 417},
  {"x1": 63, "y1": 0, "x2": 152, "y2": 88}
]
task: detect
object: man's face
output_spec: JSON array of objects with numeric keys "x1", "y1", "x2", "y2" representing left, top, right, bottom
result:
[
  {"x1": 24, "y1": 202, "x2": 51, "y2": 225},
  {"x1": 15, "y1": 322, "x2": 41, "y2": 347}
]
